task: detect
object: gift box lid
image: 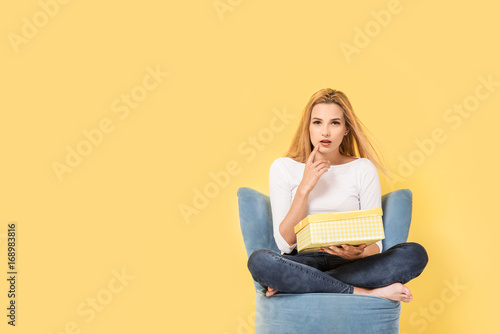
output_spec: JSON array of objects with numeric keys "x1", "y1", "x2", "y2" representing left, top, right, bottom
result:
[{"x1": 294, "y1": 207, "x2": 383, "y2": 234}]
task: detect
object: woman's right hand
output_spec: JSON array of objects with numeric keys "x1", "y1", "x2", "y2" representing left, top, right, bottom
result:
[
  {"x1": 278, "y1": 145, "x2": 330, "y2": 247},
  {"x1": 298, "y1": 144, "x2": 330, "y2": 194}
]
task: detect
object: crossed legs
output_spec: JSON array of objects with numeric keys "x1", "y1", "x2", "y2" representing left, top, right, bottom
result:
[{"x1": 247, "y1": 242, "x2": 428, "y2": 302}]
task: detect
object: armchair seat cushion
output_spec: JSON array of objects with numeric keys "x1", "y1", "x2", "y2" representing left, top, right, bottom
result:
[{"x1": 255, "y1": 292, "x2": 400, "y2": 334}]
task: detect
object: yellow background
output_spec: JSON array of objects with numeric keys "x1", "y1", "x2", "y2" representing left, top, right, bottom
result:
[{"x1": 1, "y1": 1, "x2": 498, "y2": 333}]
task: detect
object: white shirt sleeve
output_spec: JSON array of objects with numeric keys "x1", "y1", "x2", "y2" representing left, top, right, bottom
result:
[
  {"x1": 358, "y1": 159, "x2": 383, "y2": 253},
  {"x1": 269, "y1": 159, "x2": 297, "y2": 254}
]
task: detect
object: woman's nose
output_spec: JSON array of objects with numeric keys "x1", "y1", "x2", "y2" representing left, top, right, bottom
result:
[{"x1": 322, "y1": 126, "x2": 330, "y2": 136}]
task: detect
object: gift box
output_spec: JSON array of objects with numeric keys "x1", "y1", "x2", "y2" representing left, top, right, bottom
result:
[{"x1": 294, "y1": 208, "x2": 384, "y2": 253}]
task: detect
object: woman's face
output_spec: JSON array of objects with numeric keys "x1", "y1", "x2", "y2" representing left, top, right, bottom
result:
[{"x1": 309, "y1": 103, "x2": 348, "y2": 156}]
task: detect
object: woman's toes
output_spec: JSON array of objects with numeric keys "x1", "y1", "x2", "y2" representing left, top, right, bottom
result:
[
  {"x1": 266, "y1": 287, "x2": 278, "y2": 297},
  {"x1": 402, "y1": 285, "x2": 413, "y2": 303}
]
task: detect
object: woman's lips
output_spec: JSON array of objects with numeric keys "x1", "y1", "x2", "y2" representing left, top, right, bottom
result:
[{"x1": 320, "y1": 140, "x2": 331, "y2": 147}]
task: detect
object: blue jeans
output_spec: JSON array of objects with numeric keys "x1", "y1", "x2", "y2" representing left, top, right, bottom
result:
[{"x1": 247, "y1": 242, "x2": 428, "y2": 294}]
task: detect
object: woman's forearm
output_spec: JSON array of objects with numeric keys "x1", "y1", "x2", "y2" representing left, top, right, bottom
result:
[
  {"x1": 278, "y1": 185, "x2": 310, "y2": 246},
  {"x1": 361, "y1": 243, "x2": 380, "y2": 258}
]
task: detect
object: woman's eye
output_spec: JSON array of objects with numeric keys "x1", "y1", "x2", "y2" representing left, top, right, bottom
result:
[
  {"x1": 312, "y1": 121, "x2": 321, "y2": 124},
  {"x1": 333, "y1": 121, "x2": 340, "y2": 125}
]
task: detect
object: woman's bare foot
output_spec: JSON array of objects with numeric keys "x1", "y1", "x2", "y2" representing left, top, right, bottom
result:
[
  {"x1": 265, "y1": 287, "x2": 278, "y2": 297},
  {"x1": 353, "y1": 283, "x2": 413, "y2": 303}
]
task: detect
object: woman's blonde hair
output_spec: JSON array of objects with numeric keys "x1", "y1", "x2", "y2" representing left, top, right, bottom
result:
[{"x1": 284, "y1": 88, "x2": 389, "y2": 175}]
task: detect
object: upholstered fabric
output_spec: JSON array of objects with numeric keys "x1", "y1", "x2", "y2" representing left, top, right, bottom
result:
[{"x1": 237, "y1": 187, "x2": 413, "y2": 334}]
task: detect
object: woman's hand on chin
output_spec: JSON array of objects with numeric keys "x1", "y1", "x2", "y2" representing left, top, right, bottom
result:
[
  {"x1": 319, "y1": 244, "x2": 367, "y2": 261},
  {"x1": 299, "y1": 144, "x2": 330, "y2": 194}
]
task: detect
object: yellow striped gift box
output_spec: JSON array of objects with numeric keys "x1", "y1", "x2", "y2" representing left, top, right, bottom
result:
[{"x1": 294, "y1": 208, "x2": 384, "y2": 253}]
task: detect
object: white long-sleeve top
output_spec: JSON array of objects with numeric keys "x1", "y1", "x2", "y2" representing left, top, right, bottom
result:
[{"x1": 269, "y1": 156, "x2": 383, "y2": 254}]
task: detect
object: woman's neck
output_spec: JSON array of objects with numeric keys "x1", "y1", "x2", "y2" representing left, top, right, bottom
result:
[{"x1": 316, "y1": 151, "x2": 353, "y2": 165}]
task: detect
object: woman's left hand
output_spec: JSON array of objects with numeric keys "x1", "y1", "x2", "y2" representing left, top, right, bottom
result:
[{"x1": 319, "y1": 244, "x2": 367, "y2": 261}]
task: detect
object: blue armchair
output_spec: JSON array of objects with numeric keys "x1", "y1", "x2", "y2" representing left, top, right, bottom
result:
[{"x1": 237, "y1": 187, "x2": 413, "y2": 334}]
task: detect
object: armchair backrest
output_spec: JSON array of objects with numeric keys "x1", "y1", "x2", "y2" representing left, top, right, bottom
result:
[
  {"x1": 380, "y1": 189, "x2": 413, "y2": 250},
  {"x1": 237, "y1": 187, "x2": 281, "y2": 257}
]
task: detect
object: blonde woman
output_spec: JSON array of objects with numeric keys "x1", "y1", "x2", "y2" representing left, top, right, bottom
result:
[{"x1": 247, "y1": 88, "x2": 428, "y2": 302}]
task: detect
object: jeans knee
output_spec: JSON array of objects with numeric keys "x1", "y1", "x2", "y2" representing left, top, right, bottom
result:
[
  {"x1": 404, "y1": 242, "x2": 429, "y2": 271},
  {"x1": 247, "y1": 249, "x2": 276, "y2": 274}
]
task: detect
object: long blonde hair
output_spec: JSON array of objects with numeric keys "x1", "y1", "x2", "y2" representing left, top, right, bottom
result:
[{"x1": 285, "y1": 88, "x2": 389, "y2": 175}]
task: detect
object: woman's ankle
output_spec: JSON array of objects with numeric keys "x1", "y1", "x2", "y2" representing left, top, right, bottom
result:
[{"x1": 353, "y1": 283, "x2": 413, "y2": 303}]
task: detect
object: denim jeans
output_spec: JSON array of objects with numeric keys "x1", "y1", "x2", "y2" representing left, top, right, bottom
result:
[{"x1": 247, "y1": 242, "x2": 428, "y2": 295}]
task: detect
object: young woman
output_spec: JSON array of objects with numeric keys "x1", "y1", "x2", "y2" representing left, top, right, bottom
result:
[{"x1": 247, "y1": 88, "x2": 428, "y2": 302}]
